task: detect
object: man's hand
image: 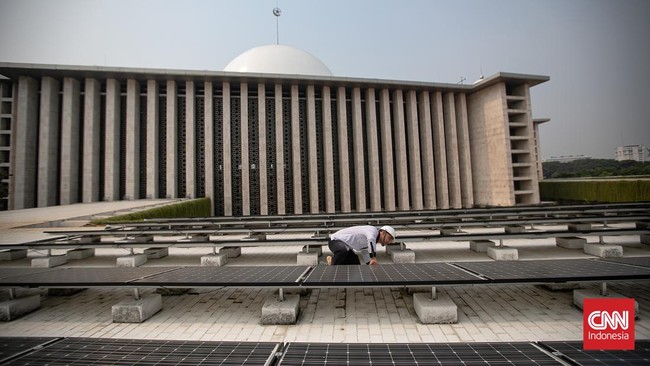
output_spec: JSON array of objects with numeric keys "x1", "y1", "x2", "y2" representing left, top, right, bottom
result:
[{"x1": 369, "y1": 259, "x2": 378, "y2": 265}]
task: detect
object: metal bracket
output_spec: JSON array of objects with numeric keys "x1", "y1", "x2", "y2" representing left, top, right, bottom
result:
[
  {"x1": 600, "y1": 282, "x2": 608, "y2": 296},
  {"x1": 278, "y1": 288, "x2": 285, "y2": 302},
  {"x1": 133, "y1": 288, "x2": 141, "y2": 300},
  {"x1": 431, "y1": 287, "x2": 437, "y2": 300}
]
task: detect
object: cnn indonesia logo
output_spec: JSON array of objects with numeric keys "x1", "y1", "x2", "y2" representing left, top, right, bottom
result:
[{"x1": 583, "y1": 298, "x2": 635, "y2": 350}]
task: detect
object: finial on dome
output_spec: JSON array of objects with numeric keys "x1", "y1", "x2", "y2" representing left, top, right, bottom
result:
[{"x1": 273, "y1": 2, "x2": 282, "y2": 45}]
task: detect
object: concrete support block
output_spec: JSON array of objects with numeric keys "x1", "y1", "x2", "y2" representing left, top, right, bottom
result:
[
  {"x1": 112, "y1": 294, "x2": 162, "y2": 323},
  {"x1": 302, "y1": 245, "x2": 322, "y2": 256},
  {"x1": 469, "y1": 240, "x2": 496, "y2": 253},
  {"x1": 32, "y1": 255, "x2": 67, "y2": 268},
  {"x1": 177, "y1": 235, "x2": 208, "y2": 242},
  {"x1": 573, "y1": 288, "x2": 639, "y2": 317},
  {"x1": 583, "y1": 243, "x2": 623, "y2": 258},
  {"x1": 505, "y1": 225, "x2": 525, "y2": 233},
  {"x1": 0, "y1": 249, "x2": 28, "y2": 261},
  {"x1": 67, "y1": 248, "x2": 95, "y2": 260},
  {"x1": 385, "y1": 243, "x2": 404, "y2": 255},
  {"x1": 556, "y1": 236, "x2": 587, "y2": 249},
  {"x1": 117, "y1": 254, "x2": 148, "y2": 267},
  {"x1": 413, "y1": 293, "x2": 457, "y2": 324},
  {"x1": 297, "y1": 252, "x2": 319, "y2": 266},
  {"x1": 541, "y1": 283, "x2": 583, "y2": 292},
  {"x1": 78, "y1": 236, "x2": 101, "y2": 244},
  {"x1": 440, "y1": 227, "x2": 464, "y2": 235},
  {"x1": 115, "y1": 235, "x2": 153, "y2": 244},
  {"x1": 390, "y1": 249, "x2": 416, "y2": 263},
  {"x1": 201, "y1": 254, "x2": 228, "y2": 266},
  {"x1": 569, "y1": 222, "x2": 592, "y2": 232},
  {"x1": 487, "y1": 246, "x2": 518, "y2": 261},
  {"x1": 261, "y1": 294, "x2": 300, "y2": 325},
  {"x1": 0, "y1": 294, "x2": 41, "y2": 321},
  {"x1": 241, "y1": 233, "x2": 266, "y2": 241},
  {"x1": 641, "y1": 234, "x2": 650, "y2": 245},
  {"x1": 635, "y1": 221, "x2": 649, "y2": 229},
  {"x1": 144, "y1": 248, "x2": 169, "y2": 259},
  {"x1": 220, "y1": 246, "x2": 241, "y2": 258}
]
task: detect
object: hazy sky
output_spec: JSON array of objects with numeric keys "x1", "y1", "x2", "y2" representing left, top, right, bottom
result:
[{"x1": 1, "y1": 0, "x2": 648, "y2": 160}]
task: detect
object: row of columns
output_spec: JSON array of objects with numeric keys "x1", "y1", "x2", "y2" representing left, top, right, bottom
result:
[{"x1": 11, "y1": 76, "x2": 476, "y2": 214}]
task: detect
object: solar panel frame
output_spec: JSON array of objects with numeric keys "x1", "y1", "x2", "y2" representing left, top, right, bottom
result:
[
  {"x1": 540, "y1": 340, "x2": 650, "y2": 366},
  {"x1": 453, "y1": 259, "x2": 650, "y2": 283},
  {"x1": 6, "y1": 338, "x2": 281, "y2": 366},
  {"x1": 302, "y1": 263, "x2": 486, "y2": 287},
  {"x1": 0, "y1": 267, "x2": 182, "y2": 287},
  {"x1": 599, "y1": 256, "x2": 650, "y2": 269},
  {"x1": 0, "y1": 267, "x2": 60, "y2": 280},
  {"x1": 278, "y1": 342, "x2": 564, "y2": 365},
  {"x1": 0, "y1": 337, "x2": 60, "y2": 364},
  {"x1": 132, "y1": 265, "x2": 310, "y2": 287}
]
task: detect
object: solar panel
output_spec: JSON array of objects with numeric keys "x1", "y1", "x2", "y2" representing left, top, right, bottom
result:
[
  {"x1": 599, "y1": 257, "x2": 650, "y2": 269},
  {"x1": 454, "y1": 259, "x2": 650, "y2": 283},
  {"x1": 6, "y1": 338, "x2": 280, "y2": 366},
  {"x1": 0, "y1": 337, "x2": 59, "y2": 364},
  {"x1": 541, "y1": 340, "x2": 650, "y2": 366},
  {"x1": 0, "y1": 267, "x2": 181, "y2": 287},
  {"x1": 132, "y1": 266, "x2": 310, "y2": 287},
  {"x1": 278, "y1": 342, "x2": 563, "y2": 365},
  {"x1": 302, "y1": 263, "x2": 485, "y2": 286},
  {"x1": 0, "y1": 268, "x2": 59, "y2": 280}
]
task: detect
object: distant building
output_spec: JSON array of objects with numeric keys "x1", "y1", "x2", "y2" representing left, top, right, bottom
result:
[
  {"x1": 0, "y1": 45, "x2": 549, "y2": 214},
  {"x1": 543, "y1": 155, "x2": 591, "y2": 163},
  {"x1": 615, "y1": 145, "x2": 646, "y2": 162}
]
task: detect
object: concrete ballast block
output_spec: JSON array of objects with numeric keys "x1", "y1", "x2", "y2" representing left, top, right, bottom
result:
[
  {"x1": 413, "y1": 293, "x2": 458, "y2": 324},
  {"x1": 144, "y1": 248, "x2": 169, "y2": 259},
  {"x1": 116, "y1": 254, "x2": 148, "y2": 267},
  {"x1": 67, "y1": 248, "x2": 95, "y2": 260},
  {"x1": 641, "y1": 234, "x2": 650, "y2": 245},
  {"x1": 385, "y1": 243, "x2": 404, "y2": 255},
  {"x1": 487, "y1": 246, "x2": 519, "y2": 261},
  {"x1": 556, "y1": 236, "x2": 587, "y2": 249},
  {"x1": 505, "y1": 225, "x2": 525, "y2": 233},
  {"x1": 569, "y1": 223, "x2": 592, "y2": 232},
  {"x1": 573, "y1": 289, "x2": 639, "y2": 317},
  {"x1": 220, "y1": 247, "x2": 241, "y2": 258},
  {"x1": 391, "y1": 249, "x2": 416, "y2": 263},
  {"x1": 78, "y1": 236, "x2": 100, "y2": 244},
  {"x1": 115, "y1": 235, "x2": 153, "y2": 244},
  {"x1": 32, "y1": 255, "x2": 67, "y2": 268},
  {"x1": 297, "y1": 252, "x2": 319, "y2": 266},
  {"x1": 201, "y1": 254, "x2": 228, "y2": 266},
  {"x1": 112, "y1": 294, "x2": 163, "y2": 323},
  {"x1": 0, "y1": 249, "x2": 28, "y2": 261},
  {"x1": 583, "y1": 243, "x2": 623, "y2": 258},
  {"x1": 261, "y1": 294, "x2": 300, "y2": 325},
  {"x1": 470, "y1": 240, "x2": 496, "y2": 253},
  {"x1": 0, "y1": 295, "x2": 41, "y2": 321},
  {"x1": 302, "y1": 245, "x2": 322, "y2": 256}
]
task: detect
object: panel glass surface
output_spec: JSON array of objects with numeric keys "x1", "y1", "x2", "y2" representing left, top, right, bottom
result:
[
  {"x1": 0, "y1": 337, "x2": 58, "y2": 364},
  {"x1": 0, "y1": 267, "x2": 181, "y2": 286},
  {"x1": 132, "y1": 266, "x2": 309, "y2": 287},
  {"x1": 600, "y1": 256, "x2": 650, "y2": 269},
  {"x1": 303, "y1": 263, "x2": 485, "y2": 286},
  {"x1": 454, "y1": 259, "x2": 650, "y2": 282},
  {"x1": 279, "y1": 342, "x2": 562, "y2": 365},
  {"x1": 541, "y1": 340, "x2": 650, "y2": 366},
  {"x1": 0, "y1": 268, "x2": 59, "y2": 280}
]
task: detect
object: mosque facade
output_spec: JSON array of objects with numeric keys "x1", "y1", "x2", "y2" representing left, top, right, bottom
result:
[{"x1": 0, "y1": 45, "x2": 549, "y2": 215}]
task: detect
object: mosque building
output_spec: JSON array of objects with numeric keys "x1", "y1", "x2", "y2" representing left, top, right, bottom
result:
[{"x1": 0, "y1": 44, "x2": 549, "y2": 215}]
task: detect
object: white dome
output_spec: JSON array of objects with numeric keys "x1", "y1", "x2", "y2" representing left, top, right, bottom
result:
[{"x1": 224, "y1": 44, "x2": 333, "y2": 76}]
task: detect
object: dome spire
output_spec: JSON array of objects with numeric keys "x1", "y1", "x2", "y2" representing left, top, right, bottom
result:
[{"x1": 273, "y1": 2, "x2": 281, "y2": 45}]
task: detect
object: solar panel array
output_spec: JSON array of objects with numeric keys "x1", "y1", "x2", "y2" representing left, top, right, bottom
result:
[
  {"x1": 600, "y1": 256, "x2": 650, "y2": 269},
  {"x1": 132, "y1": 266, "x2": 309, "y2": 287},
  {"x1": 0, "y1": 337, "x2": 58, "y2": 364},
  {"x1": 542, "y1": 340, "x2": 650, "y2": 366},
  {"x1": 0, "y1": 267, "x2": 181, "y2": 287}
]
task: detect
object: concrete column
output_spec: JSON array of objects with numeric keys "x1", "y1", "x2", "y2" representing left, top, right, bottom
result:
[
  {"x1": 322, "y1": 86, "x2": 335, "y2": 213},
  {"x1": 60, "y1": 77, "x2": 81, "y2": 205},
  {"x1": 146, "y1": 80, "x2": 159, "y2": 199},
  {"x1": 431, "y1": 91, "x2": 449, "y2": 208},
  {"x1": 12, "y1": 76, "x2": 38, "y2": 209},
  {"x1": 443, "y1": 92, "x2": 461, "y2": 208},
  {"x1": 240, "y1": 83, "x2": 250, "y2": 215},
  {"x1": 104, "y1": 79, "x2": 121, "y2": 201},
  {"x1": 351, "y1": 87, "x2": 366, "y2": 212},
  {"x1": 379, "y1": 89, "x2": 395, "y2": 211},
  {"x1": 455, "y1": 93, "x2": 474, "y2": 207},
  {"x1": 204, "y1": 82, "x2": 215, "y2": 214},
  {"x1": 185, "y1": 81, "x2": 196, "y2": 199},
  {"x1": 258, "y1": 83, "x2": 268, "y2": 215},
  {"x1": 365, "y1": 88, "x2": 381, "y2": 212},
  {"x1": 291, "y1": 84, "x2": 302, "y2": 214},
  {"x1": 166, "y1": 80, "x2": 178, "y2": 198},
  {"x1": 222, "y1": 82, "x2": 232, "y2": 216},
  {"x1": 125, "y1": 79, "x2": 140, "y2": 200},
  {"x1": 82, "y1": 78, "x2": 101, "y2": 203},
  {"x1": 336, "y1": 87, "x2": 351, "y2": 213},
  {"x1": 405, "y1": 90, "x2": 423, "y2": 210},
  {"x1": 307, "y1": 85, "x2": 319, "y2": 213},
  {"x1": 37, "y1": 77, "x2": 60, "y2": 207},
  {"x1": 392, "y1": 90, "x2": 409, "y2": 211},
  {"x1": 418, "y1": 90, "x2": 436, "y2": 209},
  {"x1": 274, "y1": 84, "x2": 285, "y2": 214}
]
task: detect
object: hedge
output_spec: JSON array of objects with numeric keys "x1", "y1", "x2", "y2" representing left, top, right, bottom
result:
[
  {"x1": 539, "y1": 180, "x2": 650, "y2": 203},
  {"x1": 89, "y1": 197, "x2": 211, "y2": 225}
]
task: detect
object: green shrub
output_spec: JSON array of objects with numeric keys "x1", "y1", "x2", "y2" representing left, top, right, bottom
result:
[
  {"x1": 539, "y1": 180, "x2": 650, "y2": 203},
  {"x1": 89, "y1": 197, "x2": 211, "y2": 225}
]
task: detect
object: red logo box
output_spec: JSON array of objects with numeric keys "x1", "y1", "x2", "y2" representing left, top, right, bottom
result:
[{"x1": 583, "y1": 298, "x2": 635, "y2": 350}]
